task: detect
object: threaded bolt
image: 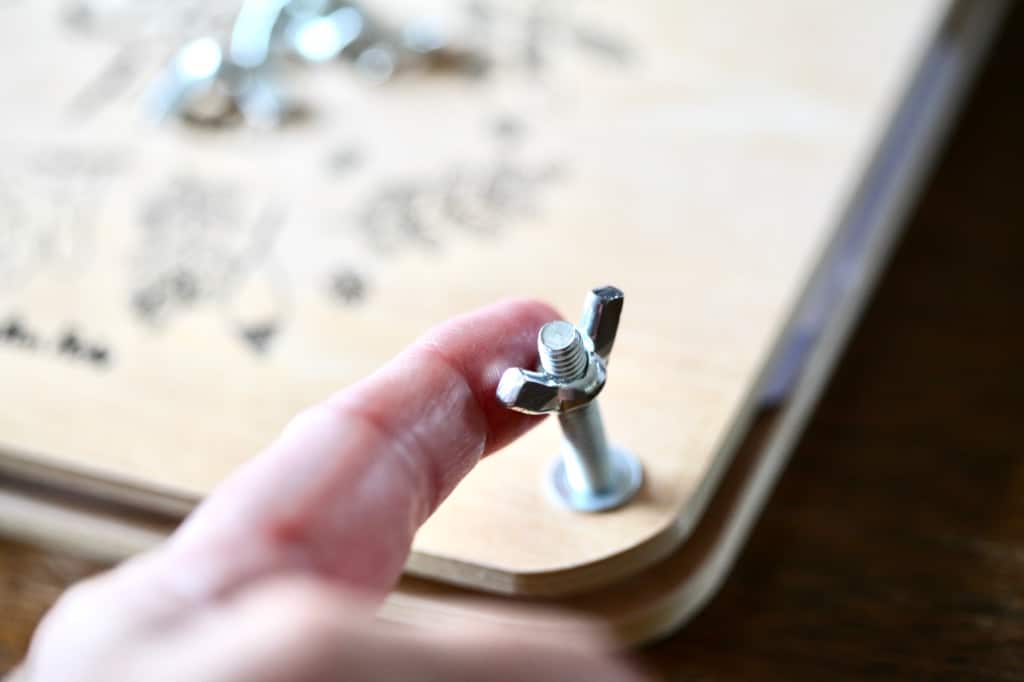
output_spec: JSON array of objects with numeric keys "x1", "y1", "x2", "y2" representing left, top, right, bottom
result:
[
  {"x1": 496, "y1": 286, "x2": 643, "y2": 512},
  {"x1": 538, "y1": 321, "x2": 588, "y2": 381},
  {"x1": 536, "y1": 320, "x2": 641, "y2": 510}
]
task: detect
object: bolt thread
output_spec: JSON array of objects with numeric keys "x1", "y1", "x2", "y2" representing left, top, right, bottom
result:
[{"x1": 538, "y1": 321, "x2": 588, "y2": 381}]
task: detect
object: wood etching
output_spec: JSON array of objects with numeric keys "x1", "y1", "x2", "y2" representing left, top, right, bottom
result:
[{"x1": 0, "y1": 0, "x2": 991, "y2": 639}]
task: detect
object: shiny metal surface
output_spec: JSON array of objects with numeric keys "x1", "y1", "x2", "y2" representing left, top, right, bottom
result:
[
  {"x1": 497, "y1": 285, "x2": 643, "y2": 512},
  {"x1": 580, "y1": 286, "x2": 624, "y2": 364},
  {"x1": 148, "y1": 0, "x2": 463, "y2": 127}
]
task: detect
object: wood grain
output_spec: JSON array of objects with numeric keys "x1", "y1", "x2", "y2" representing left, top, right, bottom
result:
[
  {"x1": 3, "y1": 1, "x2": 1024, "y2": 674},
  {"x1": 0, "y1": 0, "x2": 952, "y2": 593}
]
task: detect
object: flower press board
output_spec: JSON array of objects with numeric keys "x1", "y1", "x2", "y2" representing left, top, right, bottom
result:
[{"x1": 0, "y1": 0, "x2": 999, "y2": 605}]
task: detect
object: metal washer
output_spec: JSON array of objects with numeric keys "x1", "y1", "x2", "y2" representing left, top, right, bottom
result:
[{"x1": 546, "y1": 446, "x2": 644, "y2": 512}]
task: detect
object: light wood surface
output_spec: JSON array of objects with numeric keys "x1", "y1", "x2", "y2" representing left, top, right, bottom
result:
[
  {"x1": 0, "y1": 407, "x2": 778, "y2": 646},
  {"x1": 3, "y1": 10, "x2": 1023, "y2": 669},
  {"x1": 0, "y1": 0, "x2": 953, "y2": 594}
]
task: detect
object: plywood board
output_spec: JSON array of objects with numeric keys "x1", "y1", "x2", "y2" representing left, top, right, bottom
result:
[
  {"x1": 0, "y1": 407, "x2": 778, "y2": 646},
  {"x1": 0, "y1": 0, "x2": 1008, "y2": 627},
  {"x1": 0, "y1": 0, "x2": 954, "y2": 594}
]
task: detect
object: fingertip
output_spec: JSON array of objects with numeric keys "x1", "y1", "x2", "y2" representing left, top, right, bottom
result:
[
  {"x1": 412, "y1": 296, "x2": 560, "y2": 455},
  {"x1": 164, "y1": 295, "x2": 566, "y2": 597},
  {"x1": 492, "y1": 296, "x2": 563, "y2": 324}
]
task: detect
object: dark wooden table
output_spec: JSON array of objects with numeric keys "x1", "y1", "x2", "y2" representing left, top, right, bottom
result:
[{"x1": 3, "y1": 7, "x2": 1022, "y2": 680}]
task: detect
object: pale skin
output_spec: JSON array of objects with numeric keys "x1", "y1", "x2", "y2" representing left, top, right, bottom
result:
[{"x1": 10, "y1": 299, "x2": 645, "y2": 682}]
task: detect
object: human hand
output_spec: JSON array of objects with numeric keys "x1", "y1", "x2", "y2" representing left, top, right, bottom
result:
[{"x1": 14, "y1": 300, "x2": 645, "y2": 682}]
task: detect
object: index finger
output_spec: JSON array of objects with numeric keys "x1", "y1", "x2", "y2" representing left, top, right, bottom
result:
[{"x1": 163, "y1": 298, "x2": 558, "y2": 600}]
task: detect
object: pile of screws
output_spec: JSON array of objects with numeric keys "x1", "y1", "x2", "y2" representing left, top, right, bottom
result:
[{"x1": 147, "y1": 0, "x2": 470, "y2": 128}]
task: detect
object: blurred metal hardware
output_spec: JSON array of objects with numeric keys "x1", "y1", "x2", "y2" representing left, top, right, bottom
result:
[
  {"x1": 148, "y1": 0, "x2": 462, "y2": 127},
  {"x1": 147, "y1": 38, "x2": 290, "y2": 127},
  {"x1": 497, "y1": 286, "x2": 643, "y2": 512}
]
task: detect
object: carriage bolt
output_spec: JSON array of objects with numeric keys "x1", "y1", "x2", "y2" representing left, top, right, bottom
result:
[{"x1": 496, "y1": 286, "x2": 643, "y2": 512}]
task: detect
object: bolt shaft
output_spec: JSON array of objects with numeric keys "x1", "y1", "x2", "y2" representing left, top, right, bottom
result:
[
  {"x1": 558, "y1": 401, "x2": 617, "y2": 495},
  {"x1": 537, "y1": 320, "x2": 618, "y2": 495}
]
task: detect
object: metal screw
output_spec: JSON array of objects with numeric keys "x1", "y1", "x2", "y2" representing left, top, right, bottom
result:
[
  {"x1": 146, "y1": 35, "x2": 291, "y2": 128},
  {"x1": 148, "y1": 0, "x2": 467, "y2": 128},
  {"x1": 497, "y1": 286, "x2": 643, "y2": 512}
]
